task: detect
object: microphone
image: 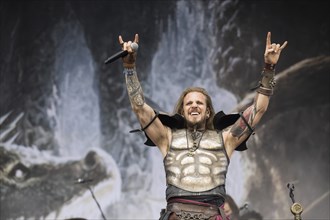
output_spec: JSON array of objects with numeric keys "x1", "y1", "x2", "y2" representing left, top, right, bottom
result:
[
  {"x1": 74, "y1": 178, "x2": 93, "y2": 184},
  {"x1": 104, "y1": 42, "x2": 138, "y2": 64}
]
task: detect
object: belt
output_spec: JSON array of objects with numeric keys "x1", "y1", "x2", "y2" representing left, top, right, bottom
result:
[{"x1": 166, "y1": 199, "x2": 227, "y2": 220}]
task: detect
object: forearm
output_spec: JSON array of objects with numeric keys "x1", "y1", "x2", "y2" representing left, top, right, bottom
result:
[
  {"x1": 124, "y1": 66, "x2": 169, "y2": 152},
  {"x1": 230, "y1": 96, "x2": 268, "y2": 139},
  {"x1": 124, "y1": 67, "x2": 145, "y2": 111},
  {"x1": 244, "y1": 63, "x2": 276, "y2": 127},
  {"x1": 246, "y1": 92, "x2": 269, "y2": 129},
  {"x1": 230, "y1": 64, "x2": 274, "y2": 138}
]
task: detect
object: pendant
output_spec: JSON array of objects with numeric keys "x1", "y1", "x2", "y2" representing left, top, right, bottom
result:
[
  {"x1": 187, "y1": 144, "x2": 197, "y2": 156},
  {"x1": 187, "y1": 152, "x2": 194, "y2": 157}
]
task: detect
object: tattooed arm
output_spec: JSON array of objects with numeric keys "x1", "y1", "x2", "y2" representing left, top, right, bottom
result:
[
  {"x1": 120, "y1": 34, "x2": 170, "y2": 157},
  {"x1": 223, "y1": 93, "x2": 270, "y2": 157},
  {"x1": 223, "y1": 32, "x2": 287, "y2": 157}
]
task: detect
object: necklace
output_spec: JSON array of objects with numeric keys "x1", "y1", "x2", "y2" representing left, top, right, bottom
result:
[{"x1": 186, "y1": 129, "x2": 205, "y2": 157}]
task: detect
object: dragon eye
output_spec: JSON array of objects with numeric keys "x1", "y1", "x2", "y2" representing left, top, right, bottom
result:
[{"x1": 8, "y1": 163, "x2": 30, "y2": 182}]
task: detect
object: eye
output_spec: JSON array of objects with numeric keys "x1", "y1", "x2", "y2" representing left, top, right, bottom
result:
[
  {"x1": 8, "y1": 163, "x2": 30, "y2": 182},
  {"x1": 185, "y1": 101, "x2": 192, "y2": 106}
]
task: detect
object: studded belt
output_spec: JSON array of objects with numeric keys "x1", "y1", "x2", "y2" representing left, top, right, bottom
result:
[{"x1": 166, "y1": 200, "x2": 227, "y2": 220}]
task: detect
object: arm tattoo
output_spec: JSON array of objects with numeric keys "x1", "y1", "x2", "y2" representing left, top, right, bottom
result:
[
  {"x1": 230, "y1": 101, "x2": 258, "y2": 138},
  {"x1": 125, "y1": 70, "x2": 145, "y2": 106}
]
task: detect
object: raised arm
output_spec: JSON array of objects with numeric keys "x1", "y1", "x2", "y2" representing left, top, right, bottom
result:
[
  {"x1": 120, "y1": 34, "x2": 170, "y2": 156},
  {"x1": 224, "y1": 32, "x2": 288, "y2": 157}
]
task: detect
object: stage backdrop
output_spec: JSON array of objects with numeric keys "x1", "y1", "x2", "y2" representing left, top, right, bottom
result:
[{"x1": 1, "y1": 0, "x2": 329, "y2": 219}]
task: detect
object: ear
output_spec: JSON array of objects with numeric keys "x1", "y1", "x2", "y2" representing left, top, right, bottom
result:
[{"x1": 206, "y1": 108, "x2": 210, "y2": 116}]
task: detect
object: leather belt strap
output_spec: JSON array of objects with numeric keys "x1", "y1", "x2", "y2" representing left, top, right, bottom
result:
[
  {"x1": 166, "y1": 202, "x2": 227, "y2": 220},
  {"x1": 129, "y1": 110, "x2": 159, "y2": 133}
]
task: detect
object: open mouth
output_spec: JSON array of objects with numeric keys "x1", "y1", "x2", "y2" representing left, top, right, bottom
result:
[{"x1": 190, "y1": 111, "x2": 200, "y2": 116}]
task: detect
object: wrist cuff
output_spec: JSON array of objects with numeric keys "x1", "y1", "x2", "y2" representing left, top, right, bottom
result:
[
  {"x1": 264, "y1": 63, "x2": 276, "y2": 71},
  {"x1": 256, "y1": 86, "x2": 273, "y2": 96},
  {"x1": 260, "y1": 67, "x2": 276, "y2": 89}
]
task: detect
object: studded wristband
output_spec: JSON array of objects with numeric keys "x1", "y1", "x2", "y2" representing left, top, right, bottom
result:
[{"x1": 264, "y1": 63, "x2": 276, "y2": 71}]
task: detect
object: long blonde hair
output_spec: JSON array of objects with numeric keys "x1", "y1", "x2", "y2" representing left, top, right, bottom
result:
[{"x1": 173, "y1": 87, "x2": 215, "y2": 130}]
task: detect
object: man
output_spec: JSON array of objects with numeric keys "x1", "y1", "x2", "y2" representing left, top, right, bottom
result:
[
  {"x1": 223, "y1": 195, "x2": 240, "y2": 220},
  {"x1": 223, "y1": 194, "x2": 263, "y2": 220},
  {"x1": 119, "y1": 32, "x2": 287, "y2": 220}
]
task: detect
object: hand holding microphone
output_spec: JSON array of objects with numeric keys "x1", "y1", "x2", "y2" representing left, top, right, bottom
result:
[{"x1": 104, "y1": 34, "x2": 139, "y2": 68}]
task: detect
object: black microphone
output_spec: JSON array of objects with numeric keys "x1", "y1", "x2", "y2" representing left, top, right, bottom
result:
[
  {"x1": 104, "y1": 42, "x2": 138, "y2": 64},
  {"x1": 74, "y1": 178, "x2": 93, "y2": 184}
]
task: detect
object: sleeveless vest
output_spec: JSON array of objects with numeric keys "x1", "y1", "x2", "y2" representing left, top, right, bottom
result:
[{"x1": 164, "y1": 129, "x2": 229, "y2": 192}]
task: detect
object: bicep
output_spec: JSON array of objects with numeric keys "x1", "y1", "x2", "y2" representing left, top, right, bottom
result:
[
  {"x1": 134, "y1": 104, "x2": 169, "y2": 154},
  {"x1": 223, "y1": 125, "x2": 251, "y2": 157},
  {"x1": 224, "y1": 94, "x2": 269, "y2": 154},
  {"x1": 223, "y1": 107, "x2": 255, "y2": 155}
]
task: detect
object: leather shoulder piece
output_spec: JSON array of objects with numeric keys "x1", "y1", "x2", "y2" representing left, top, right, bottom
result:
[
  {"x1": 143, "y1": 112, "x2": 185, "y2": 147},
  {"x1": 213, "y1": 111, "x2": 240, "y2": 130},
  {"x1": 235, "y1": 137, "x2": 249, "y2": 151},
  {"x1": 158, "y1": 112, "x2": 185, "y2": 129},
  {"x1": 130, "y1": 110, "x2": 159, "y2": 133},
  {"x1": 213, "y1": 111, "x2": 249, "y2": 151}
]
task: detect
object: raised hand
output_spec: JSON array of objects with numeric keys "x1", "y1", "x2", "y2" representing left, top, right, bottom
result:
[
  {"x1": 119, "y1": 34, "x2": 139, "y2": 68},
  {"x1": 264, "y1": 32, "x2": 288, "y2": 65}
]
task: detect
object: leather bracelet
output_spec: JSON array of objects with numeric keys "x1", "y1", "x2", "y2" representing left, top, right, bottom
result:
[
  {"x1": 256, "y1": 86, "x2": 273, "y2": 96},
  {"x1": 250, "y1": 65, "x2": 276, "y2": 92},
  {"x1": 260, "y1": 68, "x2": 276, "y2": 89},
  {"x1": 264, "y1": 63, "x2": 275, "y2": 71}
]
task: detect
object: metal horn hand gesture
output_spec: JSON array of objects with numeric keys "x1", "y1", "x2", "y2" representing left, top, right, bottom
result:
[
  {"x1": 119, "y1": 34, "x2": 139, "y2": 68},
  {"x1": 264, "y1": 32, "x2": 288, "y2": 65}
]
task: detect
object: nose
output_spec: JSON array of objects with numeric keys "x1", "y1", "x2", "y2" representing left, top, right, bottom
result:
[{"x1": 191, "y1": 102, "x2": 198, "y2": 107}]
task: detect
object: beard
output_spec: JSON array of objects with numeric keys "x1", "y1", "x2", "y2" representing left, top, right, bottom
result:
[{"x1": 186, "y1": 118, "x2": 206, "y2": 131}]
